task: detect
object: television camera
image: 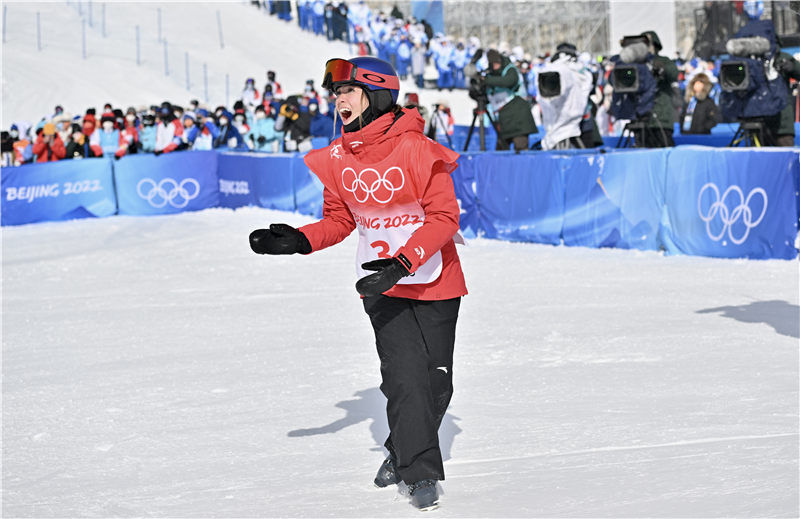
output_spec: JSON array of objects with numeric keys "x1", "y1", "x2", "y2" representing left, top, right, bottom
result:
[
  {"x1": 537, "y1": 43, "x2": 594, "y2": 150},
  {"x1": 718, "y1": 20, "x2": 791, "y2": 146},
  {"x1": 609, "y1": 34, "x2": 670, "y2": 148}
]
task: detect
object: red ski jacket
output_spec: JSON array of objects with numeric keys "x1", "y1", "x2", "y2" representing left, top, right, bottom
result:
[{"x1": 302, "y1": 108, "x2": 467, "y2": 301}]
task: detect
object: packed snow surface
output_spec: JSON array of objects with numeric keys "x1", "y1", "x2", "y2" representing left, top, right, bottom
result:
[{"x1": 3, "y1": 207, "x2": 798, "y2": 517}]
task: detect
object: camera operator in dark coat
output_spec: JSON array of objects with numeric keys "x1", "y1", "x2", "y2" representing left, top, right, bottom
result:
[
  {"x1": 639, "y1": 30, "x2": 679, "y2": 146},
  {"x1": 483, "y1": 49, "x2": 538, "y2": 151},
  {"x1": 772, "y1": 49, "x2": 800, "y2": 146}
]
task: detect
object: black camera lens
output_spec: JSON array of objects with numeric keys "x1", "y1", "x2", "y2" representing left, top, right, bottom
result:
[
  {"x1": 538, "y1": 71, "x2": 561, "y2": 98},
  {"x1": 612, "y1": 64, "x2": 639, "y2": 93},
  {"x1": 720, "y1": 61, "x2": 749, "y2": 92}
]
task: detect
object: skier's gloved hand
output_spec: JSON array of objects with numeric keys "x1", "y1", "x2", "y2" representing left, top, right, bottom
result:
[
  {"x1": 355, "y1": 254, "x2": 412, "y2": 297},
  {"x1": 249, "y1": 223, "x2": 312, "y2": 255}
]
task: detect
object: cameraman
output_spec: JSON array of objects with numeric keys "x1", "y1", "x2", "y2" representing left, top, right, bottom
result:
[
  {"x1": 771, "y1": 49, "x2": 800, "y2": 146},
  {"x1": 639, "y1": 30, "x2": 678, "y2": 147},
  {"x1": 483, "y1": 49, "x2": 538, "y2": 152}
]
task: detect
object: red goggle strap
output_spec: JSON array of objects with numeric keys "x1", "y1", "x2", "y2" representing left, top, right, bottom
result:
[{"x1": 354, "y1": 68, "x2": 400, "y2": 90}]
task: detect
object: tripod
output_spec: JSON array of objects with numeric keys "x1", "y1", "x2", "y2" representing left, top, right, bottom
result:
[
  {"x1": 616, "y1": 113, "x2": 671, "y2": 148},
  {"x1": 427, "y1": 105, "x2": 453, "y2": 148},
  {"x1": 729, "y1": 118, "x2": 771, "y2": 147},
  {"x1": 463, "y1": 97, "x2": 500, "y2": 151}
]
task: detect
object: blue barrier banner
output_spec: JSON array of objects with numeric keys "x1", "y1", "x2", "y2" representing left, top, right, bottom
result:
[
  {"x1": 475, "y1": 153, "x2": 564, "y2": 244},
  {"x1": 662, "y1": 147, "x2": 799, "y2": 259},
  {"x1": 115, "y1": 151, "x2": 219, "y2": 215},
  {"x1": 453, "y1": 154, "x2": 480, "y2": 237},
  {"x1": 292, "y1": 155, "x2": 324, "y2": 218},
  {"x1": 562, "y1": 149, "x2": 668, "y2": 250},
  {"x1": 216, "y1": 152, "x2": 262, "y2": 208},
  {"x1": 1, "y1": 158, "x2": 116, "y2": 226}
]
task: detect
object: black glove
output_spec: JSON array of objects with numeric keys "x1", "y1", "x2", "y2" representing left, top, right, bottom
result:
[
  {"x1": 355, "y1": 254, "x2": 412, "y2": 297},
  {"x1": 153, "y1": 149, "x2": 162, "y2": 156},
  {"x1": 249, "y1": 223, "x2": 312, "y2": 255},
  {"x1": 257, "y1": 136, "x2": 267, "y2": 145},
  {"x1": 776, "y1": 56, "x2": 795, "y2": 75}
]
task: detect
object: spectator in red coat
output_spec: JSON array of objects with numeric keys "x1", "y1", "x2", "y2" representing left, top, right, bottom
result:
[{"x1": 32, "y1": 123, "x2": 66, "y2": 162}]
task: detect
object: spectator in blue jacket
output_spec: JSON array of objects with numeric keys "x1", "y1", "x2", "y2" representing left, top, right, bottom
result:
[
  {"x1": 191, "y1": 109, "x2": 220, "y2": 150},
  {"x1": 308, "y1": 100, "x2": 334, "y2": 140},
  {"x1": 245, "y1": 104, "x2": 280, "y2": 152},
  {"x1": 139, "y1": 114, "x2": 157, "y2": 152},
  {"x1": 214, "y1": 110, "x2": 246, "y2": 149},
  {"x1": 435, "y1": 39, "x2": 454, "y2": 90},
  {"x1": 395, "y1": 34, "x2": 412, "y2": 80}
]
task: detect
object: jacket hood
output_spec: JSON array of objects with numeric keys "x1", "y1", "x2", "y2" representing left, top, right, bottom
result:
[
  {"x1": 340, "y1": 108, "x2": 425, "y2": 161},
  {"x1": 641, "y1": 31, "x2": 662, "y2": 52}
]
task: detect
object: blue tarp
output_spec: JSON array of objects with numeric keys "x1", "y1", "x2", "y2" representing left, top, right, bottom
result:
[
  {"x1": 1, "y1": 157, "x2": 116, "y2": 225},
  {"x1": 115, "y1": 151, "x2": 219, "y2": 215},
  {"x1": 2, "y1": 147, "x2": 797, "y2": 260},
  {"x1": 562, "y1": 149, "x2": 667, "y2": 250},
  {"x1": 661, "y1": 147, "x2": 799, "y2": 259}
]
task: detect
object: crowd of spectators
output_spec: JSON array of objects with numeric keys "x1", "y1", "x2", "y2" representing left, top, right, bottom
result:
[
  {"x1": 0, "y1": 69, "x2": 351, "y2": 167},
  {"x1": 5, "y1": 0, "x2": 797, "y2": 166}
]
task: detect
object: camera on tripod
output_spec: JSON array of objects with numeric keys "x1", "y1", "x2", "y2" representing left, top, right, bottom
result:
[
  {"x1": 537, "y1": 43, "x2": 594, "y2": 150},
  {"x1": 718, "y1": 19, "x2": 791, "y2": 146},
  {"x1": 462, "y1": 49, "x2": 501, "y2": 151}
]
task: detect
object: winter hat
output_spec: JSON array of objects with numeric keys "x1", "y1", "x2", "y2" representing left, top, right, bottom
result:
[
  {"x1": 196, "y1": 108, "x2": 209, "y2": 118},
  {"x1": 254, "y1": 104, "x2": 266, "y2": 114},
  {"x1": 71, "y1": 123, "x2": 82, "y2": 134},
  {"x1": 101, "y1": 112, "x2": 115, "y2": 123},
  {"x1": 404, "y1": 92, "x2": 420, "y2": 106},
  {"x1": 487, "y1": 49, "x2": 503, "y2": 66},
  {"x1": 183, "y1": 112, "x2": 196, "y2": 122},
  {"x1": 43, "y1": 123, "x2": 56, "y2": 135}
]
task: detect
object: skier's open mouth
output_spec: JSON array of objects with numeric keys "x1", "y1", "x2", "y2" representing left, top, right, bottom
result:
[{"x1": 340, "y1": 108, "x2": 352, "y2": 120}]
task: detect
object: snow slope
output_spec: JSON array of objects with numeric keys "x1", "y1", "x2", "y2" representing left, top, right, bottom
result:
[
  {"x1": 2, "y1": 207, "x2": 798, "y2": 517},
  {"x1": 1, "y1": 0, "x2": 476, "y2": 129}
]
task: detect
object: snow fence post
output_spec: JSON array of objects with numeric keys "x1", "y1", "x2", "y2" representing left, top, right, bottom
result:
[
  {"x1": 163, "y1": 38, "x2": 169, "y2": 76},
  {"x1": 216, "y1": 10, "x2": 224, "y2": 49},
  {"x1": 135, "y1": 25, "x2": 140, "y2": 65},
  {"x1": 203, "y1": 63, "x2": 209, "y2": 103}
]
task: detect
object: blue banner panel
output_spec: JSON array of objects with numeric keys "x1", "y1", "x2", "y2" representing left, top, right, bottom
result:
[
  {"x1": 115, "y1": 151, "x2": 219, "y2": 215},
  {"x1": 292, "y1": 155, "x2": 324, "y2": 218},
  {"x1": 1, "y1": 158, "x2": 116, "y2": 226},
  {"x1": 475, "y1": 153, "x2": 564, "y2": 244},
  {"x1": 562, "y1": 149, "x2": 667, "y2": 250},
  {"x1": 251, "y1": 153, "x2": 297, "y2": 211},
  {"x1": 662, "y1": 147, "x2": 799, "y2": 259},
  {"x1": 452, "y1": 154, "x2": 480, "y2": 237},
  {"x1": 216, "y1": 152, "x2": 262, "y2": 208}
]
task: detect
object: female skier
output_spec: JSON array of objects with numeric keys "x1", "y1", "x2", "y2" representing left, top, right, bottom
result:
[{"x1": 249, "y1": 56, "x2": 466, "y2": 511}]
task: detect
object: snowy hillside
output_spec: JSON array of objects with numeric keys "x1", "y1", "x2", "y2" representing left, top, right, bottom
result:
[{"x1": 1, "y1": 0, "x2": 475, "y2": 128}]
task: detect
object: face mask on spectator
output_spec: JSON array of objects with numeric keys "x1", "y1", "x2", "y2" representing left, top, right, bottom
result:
[
  {"x1": 10, "y1": 129, "x2": 19, "y2": 139},
  {"x1": 219, "y1": 116, "x2": 229, "y2": 125},
  {"x1": 102, "y1": 121, "x2": 114, "y2": 131},
  {"x1": 255, "y1": 112, "x2": 266, "y2": 120},
  {"x1": 126, "y1": 114, "x2": 136, "y2": 123}
]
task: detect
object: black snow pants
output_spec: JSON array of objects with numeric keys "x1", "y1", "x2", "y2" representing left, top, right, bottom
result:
[{"x1": 362, "y1": 294, "x2": 461, "y2": 485}]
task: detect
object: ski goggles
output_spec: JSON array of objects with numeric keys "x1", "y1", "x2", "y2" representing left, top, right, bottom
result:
[{"x1": 322, "y1": 58, "x2": 399, "y2": 91}]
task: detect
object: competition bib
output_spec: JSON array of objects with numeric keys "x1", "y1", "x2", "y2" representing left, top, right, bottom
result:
[{"x1": 352, "y1": 206, "x2": 443, "y2": 285}]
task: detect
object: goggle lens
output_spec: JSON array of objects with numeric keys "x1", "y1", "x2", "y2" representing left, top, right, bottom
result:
[{"x1": 322, "y1": 59, "x2": 356, "y2": 89}]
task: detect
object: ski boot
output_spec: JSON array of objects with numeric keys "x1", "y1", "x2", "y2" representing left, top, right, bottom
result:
[
  {"x1": 373, "y1": 455, "x2": 401, "y2": 488},
  {"x1": 408, "y1": 479, "x2": 439, "y2": 511}
]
